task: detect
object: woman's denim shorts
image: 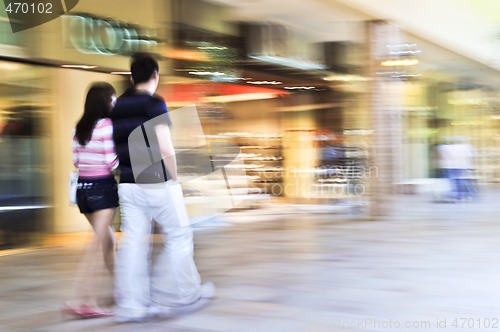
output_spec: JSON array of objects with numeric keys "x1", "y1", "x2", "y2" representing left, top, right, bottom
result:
[{"x1": 76, "y1": 176, "x2": 119, "y2": 214}]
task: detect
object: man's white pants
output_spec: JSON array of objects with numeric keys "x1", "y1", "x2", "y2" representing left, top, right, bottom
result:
[{"x1": 115, "y1": 181, "x2": 202, "y2": 317}]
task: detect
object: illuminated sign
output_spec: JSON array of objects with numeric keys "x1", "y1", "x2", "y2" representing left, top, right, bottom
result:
[{"x1": 63, "y1": 14, "x2": 157, "y2": 55}]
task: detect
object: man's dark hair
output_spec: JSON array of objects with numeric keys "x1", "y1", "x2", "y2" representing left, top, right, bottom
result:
[{"x1": 130, "y1": 53, "x2": 159, "y2": 85}]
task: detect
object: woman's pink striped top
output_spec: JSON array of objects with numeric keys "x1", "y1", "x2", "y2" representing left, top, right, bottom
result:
[{"x1": 72, "y1": 118, "x2": 119, "y2": 178}]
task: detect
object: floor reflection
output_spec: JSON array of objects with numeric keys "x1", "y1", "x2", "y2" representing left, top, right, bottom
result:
[{"x1": 1, "y1": 189, "x2": 500, "y2": 331}]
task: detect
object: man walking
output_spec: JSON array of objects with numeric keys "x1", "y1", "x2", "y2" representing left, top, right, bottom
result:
[{"x1": 110, "y1": 53, "x2": 214, "y2": 323}]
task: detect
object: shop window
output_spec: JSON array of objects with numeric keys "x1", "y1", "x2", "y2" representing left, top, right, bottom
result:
[{"x1": 0, "y1": 62, "x2": 49, "y2": 247}]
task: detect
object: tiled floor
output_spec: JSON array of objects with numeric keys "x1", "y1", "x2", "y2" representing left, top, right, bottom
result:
[{"x1": 1, "y1": 189, "x2": 500, "y2": 331}]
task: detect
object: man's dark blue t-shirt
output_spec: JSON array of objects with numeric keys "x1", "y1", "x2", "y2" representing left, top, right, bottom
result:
[{"x1": 110, "y1": 88, "x2": 171, "y2": 184}]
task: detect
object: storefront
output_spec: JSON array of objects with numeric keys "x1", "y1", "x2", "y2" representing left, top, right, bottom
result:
[
  {"x1": 433, "y1": 82, "x2": 500, "y2": 184},
  {"x1": 166, "y1": 0, "x2": 369, "y2": 205},
  {"x1": 398, "y1": 62, "x2": 500, "y2": 186},
  {"x1": 0, "y1": 60, "x2": 51, "y2": 248},
  {"x1": 0, "y1": 0, "x2": 169, "y2": 241},
  {"x1": 0, "y1": 8, "x2": 51, "y2": 247}
]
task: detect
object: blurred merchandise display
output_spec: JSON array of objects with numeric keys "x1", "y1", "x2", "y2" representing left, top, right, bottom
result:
[{"x1": 227, "y1": 133, "x2": 284, "y2": 197}]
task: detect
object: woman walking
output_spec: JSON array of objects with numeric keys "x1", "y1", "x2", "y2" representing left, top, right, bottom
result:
[{"x1": 64, "y1": 82, "x2": 119, "y2": 318}]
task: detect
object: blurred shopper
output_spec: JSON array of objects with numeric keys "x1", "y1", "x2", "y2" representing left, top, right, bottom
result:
[
  {"x1": 64, "y1": 82, "x2": 119, "y2": 318},
  {"x1": 456, "y1": 137, "x2": 479, "y2": 199},
  {"x1": 437, "y1": 137, "x2": 477, "y2": 201},
  {"x1": 437, "y1": 138, "x2": 461, "y2": 200},
  {"x1": 110, "y1": 53, "x2": 214, "y2": 323}
]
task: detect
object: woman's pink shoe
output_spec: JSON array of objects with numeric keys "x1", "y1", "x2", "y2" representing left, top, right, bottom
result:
[
  {"x1": 62, "y1": 303, "x2": 114, "y2": 319},
  {"x1": 79, "y1": 305, "x2": 114, "y2": 318}
]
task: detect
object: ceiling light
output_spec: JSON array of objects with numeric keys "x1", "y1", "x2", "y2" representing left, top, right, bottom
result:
[
  {"x1": 323, "y1": 74, "x2": 370, "y2": 82},
  {"x1": 62, "y1": 64, "x2": 97, "y2": 69},
  {"x1": 247, "y1": 81, "x2": 282, "y2": 85},
  {"x1": 0, "y1": 63, "x2": 21, "y2": 70},
  {"x1": 197, "y1": 46, "x2": 228, "y2": 50},
  {"x1": 188, "y1": 71, "x2": 226, "y2": 76},
  {"x1": 110, "y1": 71, "x2": 131, "y2": 75},
  {"x1": 381, "y1": 59, "x2": 419, "y2": 67},
  {"x1": 391, "y1": 73, "x2": 422, "y2": 79},
  {"x1": 249, "y1": 55, "x2": 325, "y2": 70},
  {"x1": 284, "y1": 86, "x2": 316, "y2": 90},
  {"x1": 206, "y1": 93, "x2": 278, "y2": 103}
]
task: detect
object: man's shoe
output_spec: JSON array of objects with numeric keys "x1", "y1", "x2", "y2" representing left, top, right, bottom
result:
[
  {"x1": 114, "y1": 306, "x2": 161, "y2": 323},
  {"x1": 169, "y1": 282, "x2": 215, "y2": 316}
]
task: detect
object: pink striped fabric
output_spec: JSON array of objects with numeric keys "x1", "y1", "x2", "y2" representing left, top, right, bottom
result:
[{"x1": 72, "y1": 118, "x2": 119, "y2": 178}]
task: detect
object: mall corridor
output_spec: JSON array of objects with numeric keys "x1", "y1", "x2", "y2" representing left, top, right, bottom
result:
[{"x1": 1, "y1": 190, "x2": 500, "y2": 332}]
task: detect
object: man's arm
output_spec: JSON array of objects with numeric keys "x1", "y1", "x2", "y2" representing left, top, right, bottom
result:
[{"x1": 155, "y1": 123, "x2": 178, "y2": 181}]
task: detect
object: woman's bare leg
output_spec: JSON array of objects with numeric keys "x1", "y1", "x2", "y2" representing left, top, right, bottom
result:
[
  {"x1": 90, "y1": 209, "x2": 116, "y2": 276},
  {"x1": 71, "y1": 208, "x2": 116, "y2": 309}
]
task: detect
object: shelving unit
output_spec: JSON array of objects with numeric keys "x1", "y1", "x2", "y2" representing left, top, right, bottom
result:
[
  {"x1": 177, "y1": 132, "x2": 282, "y2": 216},
  {"x1": 312, "y1": 144, "x2": 369, "y2": 199},
  {"x1": 222, "y1": 133, "x2": 284, "y2": 197}
]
